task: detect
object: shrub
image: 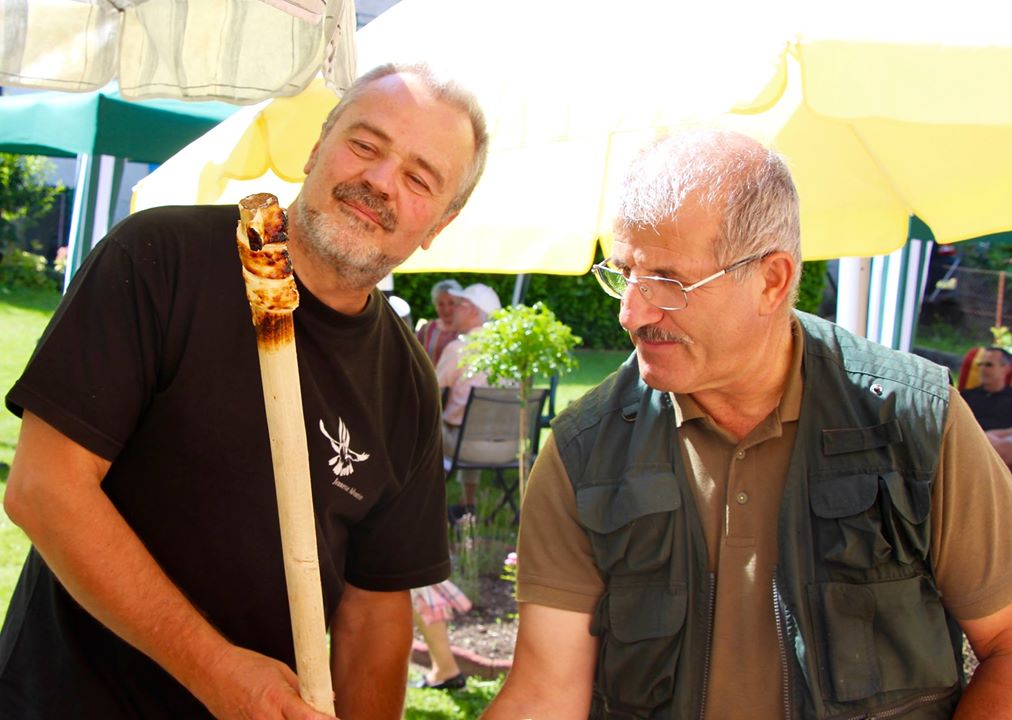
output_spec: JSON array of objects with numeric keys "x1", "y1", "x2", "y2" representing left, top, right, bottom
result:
[
  {"x1": 0, "y1": 248, "x2": 60, "y2": 292},
  {"x1": 796, "y1": 259, "x2": 828, "y2": 315},
  {"x1": 1, "y1": 153, "x2": 64, "y2": 256}
]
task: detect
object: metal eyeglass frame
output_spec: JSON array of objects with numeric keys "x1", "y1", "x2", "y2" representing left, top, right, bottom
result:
[{"x1": 591, "y1": 254, "x2": 765, "y2": 311}]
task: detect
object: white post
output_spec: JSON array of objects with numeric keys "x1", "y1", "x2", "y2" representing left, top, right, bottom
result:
[
  {"x1": 836, "y1": 257, "x2": 871, "y2": 338},
  {"x1": 91, "y1": 154, "x2": 117, "y2": 242},
  {"x1": 512, "y1": 274, "x2": 527, "y2": 306},
  {"x1": 64, "y1": 153, "x2": 94, "y2": 292},
  {"x1": 897, "y1": 239, "x2": 932, "y2": 352}
]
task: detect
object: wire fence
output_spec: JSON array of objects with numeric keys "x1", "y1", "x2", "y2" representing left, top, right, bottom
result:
[{"x1": 919, "y1": 264, "x2": 1012, "y2": 340}]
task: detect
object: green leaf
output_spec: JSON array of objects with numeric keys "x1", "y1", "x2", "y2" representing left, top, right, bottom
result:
[{"x1": 460, "y1": 302, "x2": 580, "y2": 388}]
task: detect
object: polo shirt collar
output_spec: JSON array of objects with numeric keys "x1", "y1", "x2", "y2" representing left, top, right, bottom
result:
[{"x1": 669, "y1": 313, "x2": 806, "y2": 429}]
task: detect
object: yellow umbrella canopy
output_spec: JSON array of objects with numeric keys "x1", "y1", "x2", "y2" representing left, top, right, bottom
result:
[
  {"x1": 132, "y1": 0, "x2": 789, "y2": 274},
  {"x1": 723, "y1": 23, "x2": 1012, "y2": 259},
  {"x1": 132, "y1": 0, "x2": 1012, "y2": 272},
  {"x1": 131, "y1": 78, "x2": 339, "y2": 212}
]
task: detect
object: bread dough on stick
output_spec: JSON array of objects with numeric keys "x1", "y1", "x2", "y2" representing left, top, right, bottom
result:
[{"x1": 235, "y1": 193, "x2": 335, "y2": 715}]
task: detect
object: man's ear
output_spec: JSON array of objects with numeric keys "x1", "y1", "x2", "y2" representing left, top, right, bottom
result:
[
  {"x1": 303, "y1": 140, "x2": 322, "y2": 175},
  {"x1": 758, "y1": 252, "x2": 796, "y2": 316},
  {"x1": 419, "y1": 210, "x2": 461, "y2": 251}
]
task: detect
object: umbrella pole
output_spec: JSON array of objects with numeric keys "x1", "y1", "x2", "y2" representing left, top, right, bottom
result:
[
  {"x1": 997, "y1": 271, "x2": 1006, "y2": 328},
  {"x1": 236, "y1": 194, "x2": 335, "y2": 715}
]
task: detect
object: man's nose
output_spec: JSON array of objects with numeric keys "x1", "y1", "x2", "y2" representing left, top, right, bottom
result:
[
  {"x1": 618, "y1": 281, "x2": 663, "y2": 333},
  {"x1": 361, "y1": 156, "x2": 398, "y2": 200}
]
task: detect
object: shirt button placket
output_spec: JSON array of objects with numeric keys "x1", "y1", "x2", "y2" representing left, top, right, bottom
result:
[{"x1": 731, "y1": 449, "x2": 748, "y2": 505}]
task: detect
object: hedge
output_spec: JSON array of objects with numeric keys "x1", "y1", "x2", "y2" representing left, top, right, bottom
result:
[{"x1": 394, "y1": 259, "x2": 828, "y2": 351}]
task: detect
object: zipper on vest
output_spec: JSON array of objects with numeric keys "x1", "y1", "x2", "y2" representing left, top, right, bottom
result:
[
  {"x1": 836, "y1": 684, "x2": 960, "y2": 720},
  {"x1": 698, "y1": 573, "x2": 716, "y2": 720},
  {"x1": 772, "y1": 575, "x2": 792, "y2": 720}
]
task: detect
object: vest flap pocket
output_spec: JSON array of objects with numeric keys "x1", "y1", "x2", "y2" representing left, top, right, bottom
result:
[
  {"x1": 810, "y1": 473, "x2": 879, "y2": 519},
  {"x1": 821, "y1": 420, "x2": 902, "y2": 456},
  {"x1": 608, "y1": 581, "x2": 687, "y2": 643},
  {"x1": 881, "y1": 471, "x2": 930, "y2": 524},
  {"x1": 576, "y1": 472, "x2": 681, "y2": 534},
  {"x1": 809, "y1": 577, "x2": 959, "y2": 707},
  {"x1": 595, "y1": 582, "x2": 688, "y2": 712},
  {"x1": 809, "y1": 582, "x2": 880, "y2": 702}
]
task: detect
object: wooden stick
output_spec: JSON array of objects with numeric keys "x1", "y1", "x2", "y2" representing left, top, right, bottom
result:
[{"x1": 235, "y1": 193, "x2": 335, "y2": 715}]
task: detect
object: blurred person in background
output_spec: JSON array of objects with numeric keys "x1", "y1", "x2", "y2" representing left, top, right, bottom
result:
[
  {"x1": 436, "y1": 283, "x2": 502, "y2": 515},
  {"x1": 963, "y1": 346, "x2": 1012, "y2": 466},
  {"x1": 417, "y1": 278, "x2": 463, "y2": 364}
]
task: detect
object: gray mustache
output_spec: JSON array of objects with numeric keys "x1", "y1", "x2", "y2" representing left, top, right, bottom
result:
[
  {"x1": 331, "y1": 183, "x2": 397, "y2": 232},
  {"x1": 633, "y1": 326, "x2": 693, "y2": 344}
]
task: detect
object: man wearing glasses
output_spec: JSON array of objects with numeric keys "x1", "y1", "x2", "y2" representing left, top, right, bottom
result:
[
  {"x1": 485, "y1": 130, "x2": 1012, "y2": 719},
  {"x1": 963, "y1": 346, "x2": 1012, "y2": 466}
]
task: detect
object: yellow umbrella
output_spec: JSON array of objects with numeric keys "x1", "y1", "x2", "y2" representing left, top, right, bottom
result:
[
  {"x1": 131, "y1": 78, "x2": 339, "y2": 211},
  {"x1": 132, "y1": 0, "x2": 789, "y2": 273},
  {"x1": 720, "y1": 18, "x2": 1012, "y2": 259},
  {"x1": 132, "y1": 0, "x2": 1012, "y2": 272}
]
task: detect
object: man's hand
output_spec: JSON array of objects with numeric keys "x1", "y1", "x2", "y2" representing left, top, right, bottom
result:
[
  {"x1": 482, "y1": 602, "x2": 597, "y2": 719},
  {"x1": 330, "y1": 584, "x2": 413, "y2": 719},
  {"x1": 197, "y1": 645, "x2": 336, "y2": 720}
]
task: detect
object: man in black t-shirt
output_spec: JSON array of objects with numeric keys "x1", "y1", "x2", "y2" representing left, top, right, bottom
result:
[
  {"x1": 963, "y1": 346, "x2": 1012, "y2": 466},
  {"x1": 1, "y1": 63, "x2": 488, "y2": 720}
]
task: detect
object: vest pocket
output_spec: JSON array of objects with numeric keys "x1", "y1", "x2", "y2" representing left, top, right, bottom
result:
[
  {"x1": 810, "y1": 471, "x2": 931, "y2": 569},
  {"x1": 594, "y1": 580, "x2": 688, "y2": 714},
  {"x1": 576, "y1": 472, "x2": 681, "y2": 574},
  {"x1": 810, "y1": 472, "x2": 890, "y2": 569},
  {"x1": 808, "y1": 576, "x2": 959, "y2": 705},
  {"x1": 878, "y1": 471, "x2": 931, "y2": 564}
]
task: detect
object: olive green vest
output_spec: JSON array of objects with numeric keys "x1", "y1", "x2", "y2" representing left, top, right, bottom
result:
[{"x1": 553, "y1": 313, "x2": 963, "y2": 719}]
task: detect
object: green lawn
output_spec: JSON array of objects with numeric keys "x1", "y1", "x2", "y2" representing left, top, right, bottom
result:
[
  {"x1": 0, "y1": 286, "x2": 59, "y2": 618},
  {"x1": 0, "y1": 286, "x2": 60, "y2": 474},
  {"x1": 555, "y1": 347, "x2": 630, "y2": 410}
]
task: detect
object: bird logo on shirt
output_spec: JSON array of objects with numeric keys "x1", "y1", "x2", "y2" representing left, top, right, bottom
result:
[{"x1": 319, "y1": 418, "x2": 370, "y2": 478}]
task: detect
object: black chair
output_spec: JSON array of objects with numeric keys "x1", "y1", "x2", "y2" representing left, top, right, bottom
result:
[
  {"x1": 532, "y1": 374, "x2": 559, "y2": 455},
  {"x1": 444, "y1": 386, "x2": 549, "y2": 525}
]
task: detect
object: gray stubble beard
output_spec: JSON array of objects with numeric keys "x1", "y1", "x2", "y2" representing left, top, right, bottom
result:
[{"x1": 292, "y1": 194, "x2": 403, "y2": 292}]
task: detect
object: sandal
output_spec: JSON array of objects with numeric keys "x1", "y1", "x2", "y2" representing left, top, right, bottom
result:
[{"x1": 414, "y1": 673, "x2": 467, "y2": 690}]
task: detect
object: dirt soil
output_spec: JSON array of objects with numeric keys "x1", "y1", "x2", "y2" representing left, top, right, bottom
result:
[{"x1": 414, "y1": 575, "x2": 518, "y2": 661}]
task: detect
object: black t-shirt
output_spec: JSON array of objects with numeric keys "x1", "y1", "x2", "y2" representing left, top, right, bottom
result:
[
  {"x1": 1, "y1": 205, "x2": 450, "y2": 718},
  {"x1": 961, "y1": 386, "x2": 1012, "y2": 431}
]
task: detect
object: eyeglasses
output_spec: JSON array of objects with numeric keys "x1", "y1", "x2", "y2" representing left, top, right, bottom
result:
[{"x1": 591, "y1": 254, "x2": 765, "y2": 311}]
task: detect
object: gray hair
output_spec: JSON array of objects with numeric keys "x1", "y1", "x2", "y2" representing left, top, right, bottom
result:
[
  {"x1": 320, "y1": 62, "x2": 489, "y2": 218},
  {"x1": 616, "y1": 129, "x2": 801, "y2": 300},
  {"x1": 431, "y1": 278, "x2": 463, "y2": 304}
]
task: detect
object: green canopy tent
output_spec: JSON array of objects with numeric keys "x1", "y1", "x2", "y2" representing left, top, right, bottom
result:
[{"x1": 0, "y1": 86, "x2": 236, "y2": 288}]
